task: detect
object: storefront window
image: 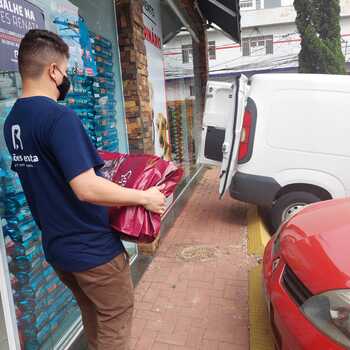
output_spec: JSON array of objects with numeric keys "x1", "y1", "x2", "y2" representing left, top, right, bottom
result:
[
  {"x1": 0, "y1": 0, "x2": 135, "y2": 349},
  {"x1": 144, "y1": 1, "x2": 201, "y2": 198},
  {"x1": 163, "y1": 34, "x2": 200, "y2": 188}
]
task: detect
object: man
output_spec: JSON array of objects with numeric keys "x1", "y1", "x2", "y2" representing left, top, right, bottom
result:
[{"x1": 4, "y1": 29, "x2": 166, "y2": 350}]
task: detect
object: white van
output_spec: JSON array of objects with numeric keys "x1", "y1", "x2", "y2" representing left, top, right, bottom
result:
[{"x1": 200, "y1": 73, "x2": 350, "y2": 231}]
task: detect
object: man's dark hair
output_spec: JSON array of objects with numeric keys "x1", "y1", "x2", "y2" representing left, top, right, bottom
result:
[{"x1": 18, "y1": 29, "x2": 70, "y2": 79}]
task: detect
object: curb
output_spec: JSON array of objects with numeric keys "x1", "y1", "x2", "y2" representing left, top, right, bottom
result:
[
  {"x1": 249, "y1": 265, "x2": 275, "y2": 350},
  {"x1": 247, "y1": 206, "x2": 271, "y2": 257},
  {"x1": 248, "y1": 207, "x2": 275, "y2": 350}
]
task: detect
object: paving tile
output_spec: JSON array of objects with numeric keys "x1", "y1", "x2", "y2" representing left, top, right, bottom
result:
[
  {"x1": 143, "y1": 288, "x2": 161, "y2": 303},
  {"x1": 172, "y1": 317, "x2": 192, "y2": 334},
  {"x1": 131, "y1": 318, "x2": 147, "y2": 338},
  {"x1": 135, "y1": 301, "x2": 154, "y2": 311},
  {"x1": 156, "y1": 332, "x2": 189, "y2": 346},
  {"x1": 188, "y1": 280, "x2": 213, "y2": 290},
  {"x1": 219, "y1": 342, "x2": 247, "y2": 350},
  {"x1": 200, "y1": 339, "x2": 220, "y2": 350},
  {"x1": 152, "y1": 342, "x2": 170, "y2": 350},
  {"x1": 130, "y1": 337, "x2": 138, "y2": 350},
  {"x1": 135, "y1": 310, "x2": 162, "y2": 321},
  {"x1": 213, "y1": 278, "x2": 228, "y2": 291},
  {"x1": 146, "y1": 317, "x2": 176, "y2": 334},
  {"x1": 135, "y1": 330, "x2": 158, "y2": 350},
  {"x1": 185, "y1": 327, "x2": 205, "y2": 348},
  {"x1": 203, "y1": 324, "x2": 249, "y2": 346},
  {"x1": 151, "y1": 282, "x2": 174, "y2": 291}
]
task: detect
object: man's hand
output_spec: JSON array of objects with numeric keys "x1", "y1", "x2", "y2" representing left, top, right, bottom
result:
[{"x1": 143, "y1": 187, "x2": 166, "y2": 214}]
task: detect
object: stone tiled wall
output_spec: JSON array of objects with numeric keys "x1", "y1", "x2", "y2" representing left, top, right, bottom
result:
[{"x1": 116, "y1": 0, "x2": 154, "y2": 154}]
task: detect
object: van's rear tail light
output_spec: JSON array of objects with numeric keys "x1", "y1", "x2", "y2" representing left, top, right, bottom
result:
[{"x1": 238, "y1": 110, "x2": 252, "y2": 162}]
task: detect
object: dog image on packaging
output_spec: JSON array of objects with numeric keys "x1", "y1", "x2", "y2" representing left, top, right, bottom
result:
[{"x1": 148, "y1": 82, "x2": 172, "y2": 161}]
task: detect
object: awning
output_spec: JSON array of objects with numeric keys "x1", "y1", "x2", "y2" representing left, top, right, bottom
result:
[
  {"x1": 160, "y1": 1, "x2": 184, "y2": 44},
  {"x1": 161, "y1": 0, "x2": 241, "y2": 44},
  {"x1": 197, "y1": 0, "x2": 241, "y2": 42},
  {"x1": 161, "y1": 0, "x2": 200, "y2": 44}
]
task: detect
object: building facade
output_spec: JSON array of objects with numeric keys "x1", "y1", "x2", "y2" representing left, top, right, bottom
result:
[{"x1": 164, "y1": 0, "x2": 350, "y2": 100}]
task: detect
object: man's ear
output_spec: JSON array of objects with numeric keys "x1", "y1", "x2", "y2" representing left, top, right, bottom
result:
[{"x1": 48, "y1": 63, "x2": 58, "y2": 82}]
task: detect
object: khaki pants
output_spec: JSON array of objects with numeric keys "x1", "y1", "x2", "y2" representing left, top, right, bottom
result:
[{"x1": 55, "y1": 252, "x2": 134, "y2": 350}]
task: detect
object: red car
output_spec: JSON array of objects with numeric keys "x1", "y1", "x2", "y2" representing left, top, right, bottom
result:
[{"x1": 263, "y1": 198, "x2": 350, "y2": 350}]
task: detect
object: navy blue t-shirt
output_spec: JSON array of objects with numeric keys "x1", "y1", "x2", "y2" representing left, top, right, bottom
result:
[{"x1": 4, "y1": 96, "x2": 124, "y2": 272}]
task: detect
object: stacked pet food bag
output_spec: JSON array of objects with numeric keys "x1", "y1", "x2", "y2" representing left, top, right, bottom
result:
[
  {"x1": 65, "y1": 74, "x2": 97, "y2": 145},
  {"x1": 62, "y1": 19, "x2": 119, "y2": 152},
  {"x1": 0, "y1": 97, "x2": 78, "y2": 350},
  {"x1": 90, "y1": 32, "x2": 119, "y2": 152},
  {"x1": 167, "y1": 106, "x2": 184, "y2": 164},
  {"x1": 58, "y1": 17, "x2": 98, "y2": 148},
  {"x1": 167, "y1": 101, "x2": 195, "y2": 177}
]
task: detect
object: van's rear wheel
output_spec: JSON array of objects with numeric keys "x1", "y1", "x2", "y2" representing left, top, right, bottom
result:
[{"x1": 270, "y1": 191, "x2": 321, "y2": 232}]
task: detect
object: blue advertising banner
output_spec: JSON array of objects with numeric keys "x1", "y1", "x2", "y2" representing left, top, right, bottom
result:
[
  {"x1": 79, "y1": 17, "x2": 97, "y2": 77},
  {"x1": 0, "y1": 0, "x2": 45, "y2": 71},
  {"x1": 50, "y1": 0, "x2": 83, "y2": 74}
]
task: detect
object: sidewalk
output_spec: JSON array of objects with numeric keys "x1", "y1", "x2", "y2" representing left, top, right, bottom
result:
[{"x1": 131, "y1": 167, "x2": 255, "y2": 350}]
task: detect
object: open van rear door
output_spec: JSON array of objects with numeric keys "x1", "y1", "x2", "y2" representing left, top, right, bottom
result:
[
  {"x1": 199, "y1": 81, "x2": 236, "y2": 166},
  {"x1": 219, "y1": 75, "x2": 249, "y2": 198}
]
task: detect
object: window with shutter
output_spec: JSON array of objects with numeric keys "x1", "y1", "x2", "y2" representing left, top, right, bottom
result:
[
  {"x1": 241, "y1": 35, "x2": 273, "y2": 56},
  {"x1": 242, "y1": 40, "x2": 250, "y2": 56},
  {"x1": 266, "y1": 37, "x2": 274, "y2": 54},
  {"x1": 182, "y1": 44, "x2": 193, "y2": 64},
  {"x1": 208, "y1": 41, "x2": 216, "y2": 60}
]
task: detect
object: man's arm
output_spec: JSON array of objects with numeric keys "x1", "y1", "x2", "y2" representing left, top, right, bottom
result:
[
  {"x1": 70, "y1": 168, "x2": 165, "y2": 214},
  {"x1": 49, "y1": 113, "x2": 165, "y2": 213}
]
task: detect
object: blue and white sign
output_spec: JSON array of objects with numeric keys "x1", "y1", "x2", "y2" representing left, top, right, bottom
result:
[{"x1": 0, "y1": 0, "x2": 45, "y2": 71}]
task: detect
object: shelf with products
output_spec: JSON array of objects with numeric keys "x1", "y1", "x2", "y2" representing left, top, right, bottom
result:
[
  {"x1": 167, "y1": 99, "x2": 196, "y2": 172},
  {"x1": 89, "y1": 32, "x2": 119, "y2": 153},
  {"x1": 61, "y1": 30, "x2": 120, "y2": 153}
]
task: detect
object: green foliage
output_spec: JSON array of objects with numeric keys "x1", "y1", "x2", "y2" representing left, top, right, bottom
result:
[{"x1": 294, "y1": 0, "x2": 346, "y2": 74}]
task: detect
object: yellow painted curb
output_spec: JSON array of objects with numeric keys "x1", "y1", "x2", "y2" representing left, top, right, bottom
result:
[
  {"x1": 249, "y1": 265, "x2": 275, "y2": 350},
  {"x1": 247, "y1": 206, "x2": 271, "y2": 257}
]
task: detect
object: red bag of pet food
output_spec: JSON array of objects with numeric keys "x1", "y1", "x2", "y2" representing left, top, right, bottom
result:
[{"x1": 99, "y1": 151, "x2": 184, "y2": 243}]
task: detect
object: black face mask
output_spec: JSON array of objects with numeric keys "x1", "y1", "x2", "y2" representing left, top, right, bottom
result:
[{"x1": 55, "y1": 67, "x2": 71, "y2": 101}]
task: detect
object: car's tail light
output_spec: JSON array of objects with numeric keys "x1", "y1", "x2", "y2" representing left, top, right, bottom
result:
[{"x1": 238, "y1": 109, "x2": 252, "y2": 162}]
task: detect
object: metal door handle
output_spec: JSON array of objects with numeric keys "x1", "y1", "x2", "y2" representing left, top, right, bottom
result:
[
  {"x1": 222, "y1": 142, "x2": 229, "y2": 153},
  {"x1": 220, "y1": 170, "x2": 226, "y2": 179}
]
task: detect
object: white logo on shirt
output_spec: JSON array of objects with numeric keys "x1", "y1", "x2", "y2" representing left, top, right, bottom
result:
[
  {"x1": 10, "y1": 124, "x2": 40, "y2": 168},
  {"x1": 11, "y1": 124, "x2": 23, "y2": 150}
]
